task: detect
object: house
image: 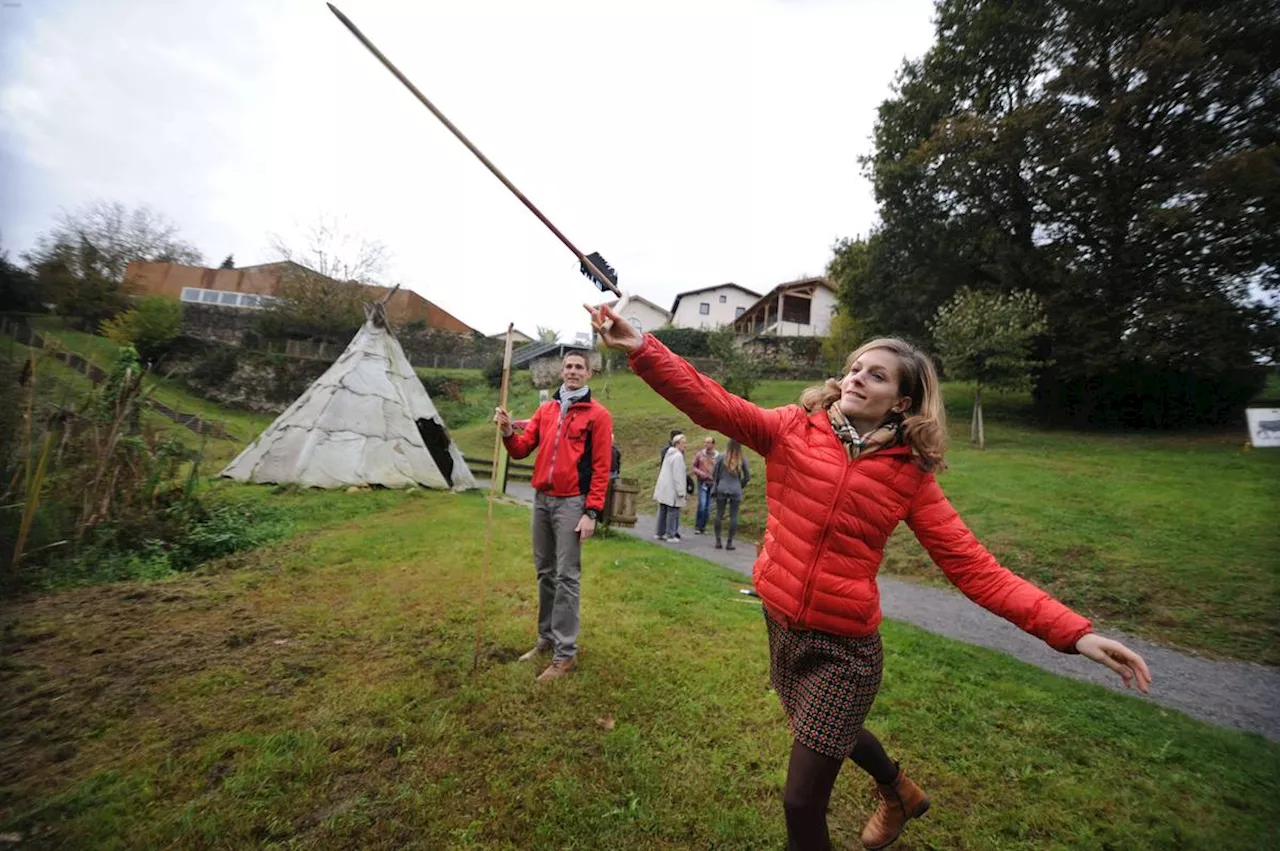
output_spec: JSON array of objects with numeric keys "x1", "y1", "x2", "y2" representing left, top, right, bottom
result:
[
  {"x1": 122, "y1": 260, "x2": 476, "y2": 334},
  {"x1": 603, "y1": 295, "x2": 671, "y2": 334},
  {"x1": 489, "y1": 328, "x2": 535, "y2": 344},
  {"x1": 731, "y1": 276, "x2": 837, "y2": 337},
  {"x1": 669, "y1": 284, "x2": 762, "y2": 329}
]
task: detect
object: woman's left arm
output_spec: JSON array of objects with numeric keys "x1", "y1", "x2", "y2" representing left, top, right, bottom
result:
[{"x1": 907, "y1": 475, "x2": 1151, "y2": 692}]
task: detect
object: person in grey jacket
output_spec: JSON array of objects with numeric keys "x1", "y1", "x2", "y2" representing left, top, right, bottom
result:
[
  {"x1": 711, "y1": 439, "x2": 750, "y2": 550},
  {"x1": 653, "y1": 433, "x2": 688, "y2": 541}
]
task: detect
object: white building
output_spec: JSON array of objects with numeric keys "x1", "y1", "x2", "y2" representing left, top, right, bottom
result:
[
  {"x1": 603, "y1": 295, "x2": 671, "y2": 335},
  {"x1": 732, "y1": 277, "x2": 838, "y2": 337},
  {"x1": 670, "y1": 284, "x2": 762, "y2": 329}
]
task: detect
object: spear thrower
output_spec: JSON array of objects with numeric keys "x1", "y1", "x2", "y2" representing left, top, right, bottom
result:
[{"x1": 326, "y1": 3, "x2": 627, "y2": 313}]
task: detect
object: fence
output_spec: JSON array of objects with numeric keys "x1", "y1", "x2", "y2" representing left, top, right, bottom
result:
[
  {"x1": 0, "y1": 316, "x2": 237, "y2": 441},
  {"x1": 463, "y1": 455, "x2": 534, "y2": 483}
]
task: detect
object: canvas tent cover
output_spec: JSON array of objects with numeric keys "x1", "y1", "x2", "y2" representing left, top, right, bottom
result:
[{"x1": 220, "y1": 314, "x2": 475, "y2": 491}]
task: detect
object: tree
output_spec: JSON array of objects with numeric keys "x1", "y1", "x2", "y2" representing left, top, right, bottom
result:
[
  {"x1": 100, "y1": 296, "x2": 184, "y2": 364},
  {"x1": 0, "y1": 236, "x2": 39, "y2": 312},
  {"x1": 536, "y1": 326, "x2": 560, "y2": 343},
  {"x1": 931, "y1": 288, "x2": 1047, "y2": 448},
  {"x1": 24, "y1": 201, "x2": 202, "y2": 327},
  {"x1": 707, "y1": 328, "x2": 761, "y2": 400},
  {"x1": 821, "y1": 309, "x2": 868, "y2": 377},
  {"x1": 219, "y1": 254, "x2": 235, "y2": 269},
  {"x1": 259, "y1": 216, "x2": 389, "y2": 341},
  {"x1": 267, "y1": 215, "x2": 389, "y2": 284},
  {"x1": 856, "y1": 0, "x2": 1278, "y2": 427}
]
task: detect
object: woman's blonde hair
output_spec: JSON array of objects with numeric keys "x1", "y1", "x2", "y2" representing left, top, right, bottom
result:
[
  {"x1": 724, "y1": 439, "x2": 744, "y2": 476},
  {"x1": 799, "y1": 337, "x2": 948, "y2": 471}
]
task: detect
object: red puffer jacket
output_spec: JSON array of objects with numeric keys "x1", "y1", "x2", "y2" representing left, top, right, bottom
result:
[{"x1": 629, "y1": 335, "x2": 1091, "y2": 652}]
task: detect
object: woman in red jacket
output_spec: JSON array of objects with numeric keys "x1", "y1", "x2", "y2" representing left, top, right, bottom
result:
[{"x1": 587, "y1": 303, "x2": 1151, "y2": 851}]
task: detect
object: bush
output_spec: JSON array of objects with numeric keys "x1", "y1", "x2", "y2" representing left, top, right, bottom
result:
[
  {"x1": 100, "y1": 296, "x2": 183, "y2": 363},
  {"x1": 1034, "y1": 361, "x2": 1268, "y2": 429},
  {"x1": 484, "y1": 356, "x2": 505, "y2": 388},
  {"x1": 652, "y1": 327, "x2": 713, "y2": 357}
]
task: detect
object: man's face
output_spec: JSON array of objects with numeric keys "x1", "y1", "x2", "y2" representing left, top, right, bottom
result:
[
  {"x1": 562, "y1": 355, "x2": 591, "y2": 390},
  {"x1": 703, "y1": 438, "x2": 715, "y2": 453}
]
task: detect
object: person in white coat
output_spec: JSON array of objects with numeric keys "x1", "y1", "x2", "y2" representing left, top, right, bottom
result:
[{"x1": 653, "y1": 433, "x2": 688, "y2": 541}]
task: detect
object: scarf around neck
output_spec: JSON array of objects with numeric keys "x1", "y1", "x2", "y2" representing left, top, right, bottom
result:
[
  {"x1": 557, "y1": 384, "x2": 590, "y2": 418},
  {"x1": 827, "y1": 405, "x2": 900, "y2": 461}
]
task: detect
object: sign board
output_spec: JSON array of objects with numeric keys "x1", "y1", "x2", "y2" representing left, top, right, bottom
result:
[{"x1": 1245, "y1": 408, "x2": 1280, "y2": 448}]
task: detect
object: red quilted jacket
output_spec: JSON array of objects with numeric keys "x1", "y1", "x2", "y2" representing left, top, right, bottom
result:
[{"x1": 629, "y1": 335, "x2": 1091, "y2": 653}]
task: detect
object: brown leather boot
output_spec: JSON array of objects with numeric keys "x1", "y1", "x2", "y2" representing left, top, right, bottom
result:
[{"x1": 860, "y1": 768, "x2": 930, "y2": 850}]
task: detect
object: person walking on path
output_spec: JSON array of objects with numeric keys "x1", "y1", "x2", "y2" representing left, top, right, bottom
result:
[
  {"x1": 587, "y1": 303, "x2": 1151, "y2": 851},
  {"x1": 692, "y1": 436, "x2": 719, "y2": 534},
  {"x1": 494, "y1": 351, "x2": 613, "y2": 683},
  {"x1": 653, "y1": 433, "x2": 688, "y2": 541},
  {"x1": 711, "y1": 438, "x2": 750, "y2": 551}
]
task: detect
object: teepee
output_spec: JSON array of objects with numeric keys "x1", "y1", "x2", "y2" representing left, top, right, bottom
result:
[{"x1": 220, "y1": 300, "x2": 474, "y2": 491}]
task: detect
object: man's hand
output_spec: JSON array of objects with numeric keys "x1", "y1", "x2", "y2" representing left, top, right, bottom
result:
[
  {"x1": 575, "y1": 514, "x2": 597, "y2": 541},
  {"x1": 493, "y1": 406, "x2": 513, "y2": 437}
]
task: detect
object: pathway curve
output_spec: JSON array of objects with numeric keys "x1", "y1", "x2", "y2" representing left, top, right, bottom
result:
[{"x1": 487, "y1": 480, "x2": 1280, "y2": 741}]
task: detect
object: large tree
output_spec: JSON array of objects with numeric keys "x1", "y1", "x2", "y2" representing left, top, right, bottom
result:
[
  {"x1": 25, "y1": 201, "x2": 202, "y2": 327},
  {"x1": 852, "y1": 0, "x2": 1278, "y2": 426}
]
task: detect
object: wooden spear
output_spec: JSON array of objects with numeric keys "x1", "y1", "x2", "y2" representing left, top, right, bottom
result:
[
  {"x1": 473, "y1": 323, "x2": 515, "y2": 677},
  {"x1": 327, "y1": 3, "x2": 622, "y2": 304}
]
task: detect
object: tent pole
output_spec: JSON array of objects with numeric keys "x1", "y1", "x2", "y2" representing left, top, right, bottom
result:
[{"x1": 473, "y1": 323, "x2": 515, "y2": 678}]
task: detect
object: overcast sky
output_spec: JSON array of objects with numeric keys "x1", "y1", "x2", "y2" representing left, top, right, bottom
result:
[{"x1": 1, "y1": 0, "x2": 937, "y2": 338}]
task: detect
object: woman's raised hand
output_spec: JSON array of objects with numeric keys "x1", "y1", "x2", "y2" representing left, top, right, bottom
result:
[
  {"x1": 585, "y1": 303, "x2": 644, "y2": 354},
  {"x1": 1075, "y1": 633, "x2": 1153, "y2": 694}
]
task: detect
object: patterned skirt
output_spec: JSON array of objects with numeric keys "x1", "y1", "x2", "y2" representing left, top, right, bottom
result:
[{"x1": 764, "y1": 608, "x2": 884, "y2": 760}]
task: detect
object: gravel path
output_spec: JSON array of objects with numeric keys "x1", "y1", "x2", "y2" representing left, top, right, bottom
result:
[{"x1": 489, "y1": 481, "x2": 1280, "y2": 740}]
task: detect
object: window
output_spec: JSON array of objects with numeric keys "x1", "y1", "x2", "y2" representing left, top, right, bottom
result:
[
  {"x1": 781, "y1": 296, "x2": 812, "y2": 325},
  {"x1": 176, "y1": 286, "x2": 274, "y2": 309},
  {"x1": 219, "y1": 291, "x2": 240, "y2": 305},
  {"x1": 719, "y1": 294, "x2": 727, "y2": 303},
  {"x1": 627, "y1": 315, "x2": 643, "y2": 333},
  {"x1": 180, "y1": 287, "x2": 201, "y2": 303},
  {"x1": 735, "y1": 306, "x2": 746, "y2": 318},
  {"x1": 699, "y1": 302, "x2": 710, "y2": 315},
  {"x1": 200, "y1": 289, "x2": 221, "y2": 304}
]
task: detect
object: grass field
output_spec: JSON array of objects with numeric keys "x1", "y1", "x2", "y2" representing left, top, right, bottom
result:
[
  {"x1": 10, "y1": 323, "x2": 1278, "y2": 663},
  {"x1": 1, "y1": 488, "x2": 1276, "y2": 849}
]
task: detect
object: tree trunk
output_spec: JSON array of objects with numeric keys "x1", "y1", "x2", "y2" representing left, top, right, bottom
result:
[
  {"x1": 971, "y1": 388, "x2": 979, "y2": 443},
  {"x1": 976, "y1": 385, "x2": 986, "y2": 450}
]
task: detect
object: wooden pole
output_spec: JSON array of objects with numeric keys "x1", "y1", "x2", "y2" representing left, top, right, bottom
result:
[
  {"x1": 473, "y1": 323, "x2": 515, "y2": 678},
  {"x1": 326, "y1": 4, "x2": 620, "y2": 298}
]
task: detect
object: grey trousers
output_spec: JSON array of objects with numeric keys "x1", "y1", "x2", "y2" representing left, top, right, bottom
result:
[{"x1": 532, "y1": 492, "x2": 585, "y2": 662}]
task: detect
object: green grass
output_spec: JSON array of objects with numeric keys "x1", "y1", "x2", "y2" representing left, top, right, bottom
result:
[
  {"x1": 14, "y1": 323, "x2": 1278, "y2": 662},
  {"x1": 450, "y1": 370, "x2": 1280, "y2": 664},
  {"x1": 1, "y1": 489, "x2": 1276, "y2": 849}
]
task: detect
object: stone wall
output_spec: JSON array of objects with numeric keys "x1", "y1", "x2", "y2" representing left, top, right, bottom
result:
[
  {"x1": 179, "y1": 303, "x2": 258, "y2": 346},
  {"x1": 530, "y1": 352, "x2": 604, "y2": 389}
]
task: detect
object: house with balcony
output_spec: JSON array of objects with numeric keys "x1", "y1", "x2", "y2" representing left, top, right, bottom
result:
[
  {"x1": 669, "y1": 283, "x2": 762, "y2": 329},
  {"x1": 731, "y1": 276, "x2": 837, "y2": 337}
]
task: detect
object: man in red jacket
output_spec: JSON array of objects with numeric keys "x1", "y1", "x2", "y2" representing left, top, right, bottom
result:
[{"x1": 494, "y1": 350, "x2": 613, "y2": 682}]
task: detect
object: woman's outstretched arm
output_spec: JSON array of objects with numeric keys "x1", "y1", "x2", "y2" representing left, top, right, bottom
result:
[
  {"x1": 908, "y1": 475, "x2": 1152, "y2": 693},
  {"x1": 587, "y1": 303, "x2": 791, "y2": 456}
]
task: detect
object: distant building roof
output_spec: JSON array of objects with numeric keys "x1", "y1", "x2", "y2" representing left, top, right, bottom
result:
[
  {"x1": 510, "y1": 340, "x2": 593, "y2": 368},
  {"x1": 670, "y1": 283, "x2": 763, "y2": 315},
  {"x1": 732, "y1": 276, "x2": 835, "y2": 325},
  {"x1": 605, "y1": 295, "x2": 672, "y2": 319}
]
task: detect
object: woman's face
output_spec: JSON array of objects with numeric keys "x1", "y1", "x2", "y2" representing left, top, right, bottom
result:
[{"x1": 837, "y1": 348, "x2": 911, "y2": 424}]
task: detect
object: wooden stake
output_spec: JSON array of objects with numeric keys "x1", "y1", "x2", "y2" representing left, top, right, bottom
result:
[{"x1": 473, "y1": 323, "x2": 515, "y2": 678}]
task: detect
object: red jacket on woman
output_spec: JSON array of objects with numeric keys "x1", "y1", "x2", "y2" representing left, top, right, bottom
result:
[{"x1": 629, "y1": 335, "x2": 1091, "y2": 652}]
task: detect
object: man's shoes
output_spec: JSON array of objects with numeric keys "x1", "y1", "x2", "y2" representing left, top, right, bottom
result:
[
  {"x1": 536, "y1": 658, "x2": 576, "y2": 682},
  {"x1": 653, "y1": 533, "x2": 665, "y2": 540},
  {"x1": 860, "y1": 767, "x2": 930, "y2": 850},
  {"x1": 517, "y1": 640, "x2": 552, "y2": 663},
  {"x1": 725, "y1": 541, "x2": 736, "y2": 551},
  {"x1": 670, "y1": 533, "x2": 682, "y2": 541},
  {"x1": 694, "y1": 528, "x2": 704, "y2": 535},
  {"x1": 714, "y1": 539, "x2": 723, "y2": 549}
]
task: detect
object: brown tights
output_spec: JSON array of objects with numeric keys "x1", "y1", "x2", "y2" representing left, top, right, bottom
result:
[{"x1": 782, "y1": 730, "x2": 899, "y2": 851}]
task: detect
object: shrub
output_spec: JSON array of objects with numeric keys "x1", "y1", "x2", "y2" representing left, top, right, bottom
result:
[
  {"x1": 652, "y1": 327, "x2": 713, "y2": 357},
  {"x1": 100, "y1": 296, "x2": 183, "y2": 363}
]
